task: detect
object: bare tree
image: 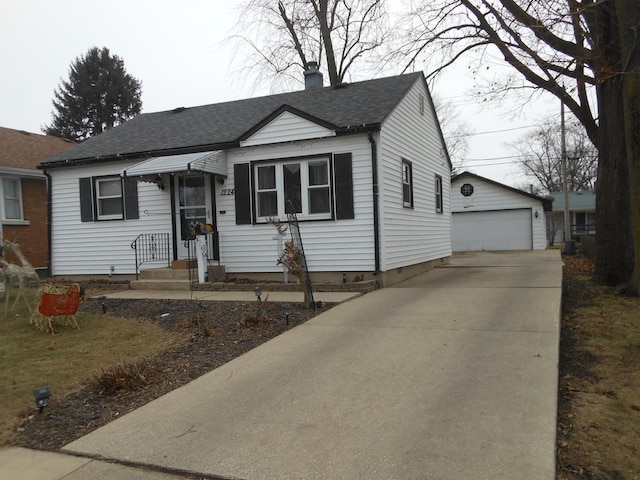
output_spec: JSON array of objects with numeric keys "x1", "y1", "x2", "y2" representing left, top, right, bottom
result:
[
  {"x1": 510, "y1": 116, "x2": 597, "y2": 193},
  {"x1": 545, "y1": 211, "x2": 564, "y2": 246},
  {"x1": 228, "y1": 0, "x2": 390, "y2": 89},
  {"x1": 397, "y1": 0, "x2": 640, "y2": 292}
]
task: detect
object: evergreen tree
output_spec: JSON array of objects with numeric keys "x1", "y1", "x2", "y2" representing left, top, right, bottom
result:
[{"x1": 43, "y1": 47, "x2": 142, "y2": 141}]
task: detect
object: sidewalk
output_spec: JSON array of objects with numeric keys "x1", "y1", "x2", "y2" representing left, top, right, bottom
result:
[{"x1": 2, "y1": 251, "x2": 563, "y2": 479}]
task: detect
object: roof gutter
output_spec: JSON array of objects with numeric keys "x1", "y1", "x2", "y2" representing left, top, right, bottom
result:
[
  {"x1": 43, "y1": 169, "x2": 53, "y2": 277},
  {"x1": 38, "y1": 141, "x2": 240, "y2": 170},
  {"x1": 368, "y1": 132, "x2": 381, "y2": 275}
]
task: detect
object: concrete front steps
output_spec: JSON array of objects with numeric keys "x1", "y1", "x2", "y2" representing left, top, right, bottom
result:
[{"x1": 130, "y1": 267, "x2": 379, "y2": 294}]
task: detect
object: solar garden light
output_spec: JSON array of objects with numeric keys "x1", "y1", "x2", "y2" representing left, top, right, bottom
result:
[
  {"x1": 33, "y1": 387, "x2": 51, "y2": 413},
  {"x1": 96, "y1": 295, "x2": 107, "y2": 314},
  {"x1": 282, "y1": 303, "x2": 292, "y2": 325},
  {"x1": 253, "y1": 286, "x2": 262, "y2": 302}
]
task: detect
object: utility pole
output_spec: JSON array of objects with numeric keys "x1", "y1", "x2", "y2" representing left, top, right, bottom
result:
[{"x1": 561, "y1": 99, "x2": 574, "y2": 253}]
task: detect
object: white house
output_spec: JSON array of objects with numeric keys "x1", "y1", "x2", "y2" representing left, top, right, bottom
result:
[
  {"x1": 40, "y1": 68, "x2": 452, "y2": 286},
  {"x1": 451, "y1": 172, "x2": 552, "y2": 251}
]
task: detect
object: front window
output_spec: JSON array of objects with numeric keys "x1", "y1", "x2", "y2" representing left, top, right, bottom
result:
[
  {"x1": 257, "y1": 165, "x2": 278, "y2": 217},
  {"x1": 96, "y1": 177, "x2": 123, "y2": 220},
  {"x1": 254, "y1": 157, "x2": 331, "y2": 220},
  {"x1": 3, "y1": 178, "x2": 23, "y2": 220}
]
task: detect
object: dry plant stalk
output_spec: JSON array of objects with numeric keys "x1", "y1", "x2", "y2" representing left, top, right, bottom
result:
[{"x1": 268, "y1": 218, "x2": 311, "y2": 307}]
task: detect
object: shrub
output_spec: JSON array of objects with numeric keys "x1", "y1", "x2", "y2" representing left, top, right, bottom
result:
[{"x1": 90, "y1": 358, "x2": 152, "y2": 394}]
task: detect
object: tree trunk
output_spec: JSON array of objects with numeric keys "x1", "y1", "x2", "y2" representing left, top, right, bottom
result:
[
  {"x1": 594, "y1": 76, "x2": 634, "y2": 285},
  {"x1": 593, "y1": 1, "x2": 634, "y2": 286},
  {"x1": 617, "y1": 0, "x2": 640, "y2": 295},
  {"x1": 315, "y1": 0, "x2": 340, "y2": 85}
]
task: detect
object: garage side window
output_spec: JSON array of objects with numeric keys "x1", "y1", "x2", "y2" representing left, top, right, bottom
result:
[
  {"x1": 402, "y1": 159, "x2": 413, "y2": 208},
  {"x1": 435, "y1": 175, "x2": 443, "y2": 213}
]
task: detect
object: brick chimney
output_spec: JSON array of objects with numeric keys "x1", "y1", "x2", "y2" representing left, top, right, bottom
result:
[{"x1": 304, "y1": 61, "x2": 323, "y2": 90}]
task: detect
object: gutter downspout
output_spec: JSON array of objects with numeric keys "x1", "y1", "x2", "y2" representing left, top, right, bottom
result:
[
  {"x1": 44, "y1": 169, "x2": 52, "y2": 277},
  {"x1": 368, "y1": 132, "x2": 381, "y2": 275}
]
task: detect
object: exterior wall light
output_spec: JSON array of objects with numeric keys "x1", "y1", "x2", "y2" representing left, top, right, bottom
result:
[
  {"x1": 33, "y1": 387, "x2": 51, "y2": 413},
  {"x1": 282, "y1": 303, "x2": 292, "y2": 325},
  {"x1": 535, "y1": 210, "x2": 539, "y2": 218}
]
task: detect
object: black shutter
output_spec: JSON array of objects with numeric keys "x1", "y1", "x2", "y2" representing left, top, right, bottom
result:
[
  {"x1": 79, "y1": 177, "x2": 94, "y2": 222},
  {"x1": 123, "y1": 177, "x2": 139, "y2": 219},
  {"x1": 234, "y1": 163, "x2": 252, "y2": 225},
  {"x1": 334, "y1": 153, "x2": 354, "y2": 220}
]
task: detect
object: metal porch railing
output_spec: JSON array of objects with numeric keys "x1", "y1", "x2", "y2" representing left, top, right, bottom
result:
[{"x1": 131, "y1": 233, "x2": 171, "y2": 280}]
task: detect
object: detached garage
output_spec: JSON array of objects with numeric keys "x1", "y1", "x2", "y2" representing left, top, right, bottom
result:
[{"x1": 451, "y1": 172, "x2": 552, "y2": 252}]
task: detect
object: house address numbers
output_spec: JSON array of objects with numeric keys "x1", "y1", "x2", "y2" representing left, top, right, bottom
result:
[{"x1": 220, "y1": 188, "x2": 235, "y2": 196}]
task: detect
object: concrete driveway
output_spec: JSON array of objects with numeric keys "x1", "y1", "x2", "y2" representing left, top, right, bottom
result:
[{"x1": 62, "y1": 250, "x2": 562, "y2": 480}]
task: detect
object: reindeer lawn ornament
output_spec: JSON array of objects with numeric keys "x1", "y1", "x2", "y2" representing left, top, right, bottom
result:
[{"x1": 0, "y1": 240, "x2": 41, "y2": 316}]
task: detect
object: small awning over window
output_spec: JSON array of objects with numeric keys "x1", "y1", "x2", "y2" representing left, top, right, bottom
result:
[{"x1": 122, "y1": 150, "x2": 227, "y2": 179}]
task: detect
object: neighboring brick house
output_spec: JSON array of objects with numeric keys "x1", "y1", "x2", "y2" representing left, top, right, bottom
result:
[{"x1": 0, "y1": 127, "x2": 74, "y2": 273}]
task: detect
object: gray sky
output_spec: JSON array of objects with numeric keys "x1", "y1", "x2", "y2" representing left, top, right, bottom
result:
[{"x1": 1, "y1": 0, "x2": 556, "y2": 188}]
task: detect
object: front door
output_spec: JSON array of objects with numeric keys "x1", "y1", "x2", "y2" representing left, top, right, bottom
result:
[{"x1": 175, "y1": 174, "x2": 213, "y2": 259}]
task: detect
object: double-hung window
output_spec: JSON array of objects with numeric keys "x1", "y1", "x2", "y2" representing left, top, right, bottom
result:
[
  {"x1": 2, "y1": 178, "x2": 23, "y2": 220},
  {"x1": 435, "y1": 174, "x2": 443, "y2": 213},
  {"x1": 255, "y1": 157, "x2": 331, "y2": 221},
  {"x1": 95, "y1": 177, "x2": 124, "y2": 220},
  {"x1": 79, "y1": 176, "x2": 139, "y2": 222},
  {"x1": 402, "y1": 159, "x2": 413, "y2": 208}
]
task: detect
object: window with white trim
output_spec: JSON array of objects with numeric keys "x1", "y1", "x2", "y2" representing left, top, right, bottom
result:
[
  {"x1": 254, "y1": 157, "x2": 331, "y2": 221},
  {"x1": 402, "y1": 159, "x2": 413, "y2": 208},
  {"x1": 79, "y1": 176, "x2": 139, "y2": 222},
  {"x1": 435, "y1": 174, "x2": 443, "y2": 213},
  {"x1": 95, "y1": 177, "x2": 124, "y2": 220},
  {"x1": 2, "y1": 177, "x2": 23, "y2": 220}
]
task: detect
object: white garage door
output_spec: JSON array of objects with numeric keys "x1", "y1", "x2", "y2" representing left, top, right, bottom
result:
[{"x1": 452, "y1": 209, "x2": 532, "y2": 251}]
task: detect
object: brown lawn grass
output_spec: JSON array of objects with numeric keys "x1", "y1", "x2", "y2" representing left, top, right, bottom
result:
[
  {"x1": 558, "y1": 255, "x2": 640, "y2": 479},
  {"x1": 0, "y1": 289, "x2": 179, "y2": 446}
]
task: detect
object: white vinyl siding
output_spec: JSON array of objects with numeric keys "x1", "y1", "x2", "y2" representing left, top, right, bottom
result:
[
  {"x1": 241, "y1": 111, "x2": 335, "y2": 147},
  {"x1": 218, "y1": 135, "x2": 375, "y2": 274},
  {"x1": 451, "y1": 177, "x2": 547, "y2": 250},
  {"x1": 49, "y1": 161, "x2": 171, "y2": 276},
  {"x1": 378, "y1": 78, "x2": 452, "y2": 271}
]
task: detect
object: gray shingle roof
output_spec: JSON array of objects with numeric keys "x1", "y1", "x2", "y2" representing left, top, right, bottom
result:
[
  {"x1": 41, "y1": 72, "x2": 423, "y2": 167},
  {"x1": 546, "y1": 191, "x2": 595, "y2": 211}
]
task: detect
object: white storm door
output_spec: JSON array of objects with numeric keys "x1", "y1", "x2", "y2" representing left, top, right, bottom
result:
[{"x1": 175, "y1": 175, "x2": 212, "y2": 259}]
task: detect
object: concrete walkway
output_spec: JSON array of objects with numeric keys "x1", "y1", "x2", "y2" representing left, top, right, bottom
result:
[{"x1": 2, "y1": 251, "x2": 562, "y2": 480}]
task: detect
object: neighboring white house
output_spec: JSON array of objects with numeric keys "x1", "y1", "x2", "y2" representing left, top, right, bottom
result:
[
  {"x1": 545, "y1": 191, "x2": 596, "y2": 244},
  {"x1": 451, "y1": 172, "x2": 552, "y2": 252},
  {"x1": 40, "y1": 68, "x2": 452, "y2": 286}
]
